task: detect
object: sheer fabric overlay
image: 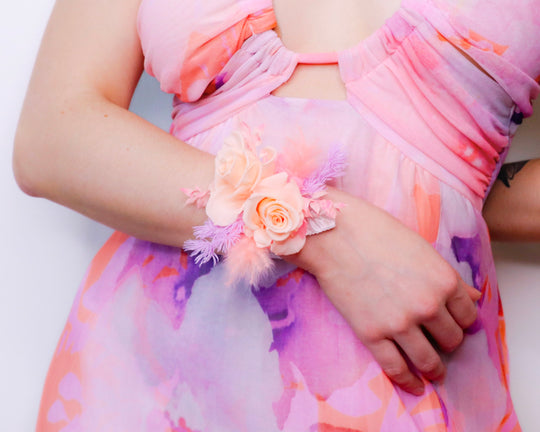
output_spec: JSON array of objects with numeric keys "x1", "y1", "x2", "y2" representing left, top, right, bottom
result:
[{"x1": 38, "y1": 0, "x2": 540, "y2": 430}]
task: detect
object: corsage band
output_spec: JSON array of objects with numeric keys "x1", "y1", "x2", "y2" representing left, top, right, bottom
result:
[{"x1": 183, "y1": 125, "x2": 346, "y2": 286}]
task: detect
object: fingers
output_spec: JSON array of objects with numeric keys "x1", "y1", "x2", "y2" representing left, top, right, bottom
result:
[
  {"x1": 446, "y1": 278, "x2": 479, "y2": 329},
  {"x1": 394, "y1": 327, "x2": 446, "y2": 383},
  {"x1": 423, "y1": 309, "x2": 464, "y2": 352},
  {"x1": 420, "y1": 277, "x2": 478, "y2": 354},
  {"x1": 385, "y1": 279, "x2": 476, "y2": 391},
  {"x1": 368, "y1": 339, "x2": 425, "y2": 396},
  {"x1": 465, "y1": 282, "x2": 482, "y2": 301}
]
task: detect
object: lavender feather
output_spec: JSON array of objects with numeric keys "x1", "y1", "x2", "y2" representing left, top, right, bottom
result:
[
  {"x1": 302, "y1": 145, "x2": 347, "y2": 196},
  {"x1": 183, "y1": 218, "x2": 245, "y2": 266}
]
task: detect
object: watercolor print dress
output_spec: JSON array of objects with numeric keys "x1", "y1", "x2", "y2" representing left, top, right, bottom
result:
[{"x1": 37, "y1": 0, "x2": 540, "y2": 431}]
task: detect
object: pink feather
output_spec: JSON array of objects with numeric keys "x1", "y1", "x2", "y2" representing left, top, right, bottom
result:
[
  {"x1": 276, "y1": 135, "x2": 323, "y2": 180},
  {"x1": 225, "y1": 236, "x2": 275, "y2": 288}
]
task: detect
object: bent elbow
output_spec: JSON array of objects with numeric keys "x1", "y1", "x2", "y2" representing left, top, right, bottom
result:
[{"x1": 12, "y1": 122, "x2": 45, "y2": 198}]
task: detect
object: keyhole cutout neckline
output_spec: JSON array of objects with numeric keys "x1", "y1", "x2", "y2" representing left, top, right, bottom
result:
[{"x1": 270, "y1": 0, "x2": 403, "y2": 64}]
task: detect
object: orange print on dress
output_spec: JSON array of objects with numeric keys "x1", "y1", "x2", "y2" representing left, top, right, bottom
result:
[
  {"x1": 77, "y1": 231, "x2": 129, "y2": 323},
  {"x1": 316, "y1": 424, "x2": 362, "y2": 432},
  {"x1": 414, "y1": 183, "x2": 441, "y2": 244},
  {"x1": 82, "y1": 231, "x2": 129, "y2": 298},
  {"x1": 142, "y1": 254, "x2": 154, "y2": 267},
  {"x1": 178, "y1": 9, "x2": 276, "y2": 102},
  {"x1": 314, "y1": 371, "x2": 446, "y2": 431},
  {"x1": 179, "y1": 250, "x2": 189, "y2": 269},
  {"x1": 276, "y1": 268, "x2": 305, "y2": 287},
  {"x1": 497, "y1": 400, "x2": 522, "y2": 432},
  {"x1": 37, "y1": 232, "x2": 129, "y2": 431},
  {"x1": 437, "y1": 30, "x2": 508, "y2": 56},
  {"x1": 496, "y1": 296, "x2": 511, "y2": 389},
  {"x1": 152, "y1": 266, "x2": 180, "y2": 282},
  {"x1": 36, "y1": 324, "x2": 83, "y2": 432}
]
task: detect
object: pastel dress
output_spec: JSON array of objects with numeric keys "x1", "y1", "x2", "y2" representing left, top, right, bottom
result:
[{"x1": 37, "y1": 0, "x2": 540, "y2": 431}]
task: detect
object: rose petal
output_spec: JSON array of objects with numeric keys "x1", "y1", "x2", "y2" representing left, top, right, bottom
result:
[
  {"x1": 253, "y1": 172, "x2": 288, "y2": 191},
  {"x1": 253, "y1": 173, "x2": 304, "y2": 209},
  {"x1": 266, "y1": 229, "x2": 291, "y2": 242},
  {"x1": 206, "y1": 190, "x2": 245, "y2": 226},
  {"x1": 270, "y1": 233, "x2": 306, "y2": 255},
  {"x1": 253, "y1": 229, "x2": 272, "y2": 248},
  {"x1": 243, "y1": 195, "x2": 264, "y2": 231},
  {"x1": 260, "y1": 201, "x2": 296, "y2": 233}
]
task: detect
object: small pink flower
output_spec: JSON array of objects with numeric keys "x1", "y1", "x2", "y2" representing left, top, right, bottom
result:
[
  {"x1": 206, "y1": 131, "x2": 276, "y2": 226},
  {"x1": 182, "y1": 187, "x2": 211, "y2": 208},
  {"x1": 243, "y1": 172, "x2": 306, "y2": 255}
]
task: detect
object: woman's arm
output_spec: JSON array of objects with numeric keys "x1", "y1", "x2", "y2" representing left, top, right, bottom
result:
[
  {"x1": 483, "y1": 109, "x2": 540, "y2": 239},
  {"x1": 290, "y1": 188, "x2": 479, "y2": 396},
  {"x1": 13, "y1": 0, "x2": 214, "y2": 246},
  {"x1": 484, "y1": 159, "x2": 540, "y2": 240},
  {"x1": 14, "y1": 0, "x2": 478, "y2": 396}
]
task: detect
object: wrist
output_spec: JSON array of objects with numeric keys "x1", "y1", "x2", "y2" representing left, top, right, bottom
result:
[
  {"x1": 284, "y1": 187, "x2": 354, "y2": 276},
  {"x1": 183, "y1": 127, "x2": 347, "y2": 285}
]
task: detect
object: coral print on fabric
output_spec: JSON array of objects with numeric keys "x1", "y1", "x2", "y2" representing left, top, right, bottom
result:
[{"x1": 38, "y1": 0, "x2": 540, "y2": 430}]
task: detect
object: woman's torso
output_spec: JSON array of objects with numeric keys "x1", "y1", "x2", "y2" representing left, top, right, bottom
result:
[{"x1": 37, "y1": 1, "x2": 540, "y2": 430}]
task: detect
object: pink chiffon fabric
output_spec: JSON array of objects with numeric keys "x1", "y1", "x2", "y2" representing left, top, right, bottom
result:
[{"x1": 38, "y1": 0, "x2": 540, "y2": 430}]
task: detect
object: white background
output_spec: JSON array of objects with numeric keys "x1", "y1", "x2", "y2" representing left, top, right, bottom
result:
[{"x1": 2, "y1": 1, "x2": 540, "y2": 430}]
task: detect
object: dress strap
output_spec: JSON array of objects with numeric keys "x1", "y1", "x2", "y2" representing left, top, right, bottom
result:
[{"x1": 296, "y1": 51, "x2": 339, "y2": 64}]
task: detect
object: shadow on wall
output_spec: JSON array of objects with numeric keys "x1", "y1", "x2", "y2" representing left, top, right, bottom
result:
[
  {"x1": 493, "y1": 242, "x2": 540, "y2": 264},
  {"x1": 130, "y1": 72, "x2": 174, "y2": 132}
]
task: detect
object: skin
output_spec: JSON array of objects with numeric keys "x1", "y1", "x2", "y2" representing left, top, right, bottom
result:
[
  {"x1": 13, "y1": 0, "x2": 214, "y2": 246},
  {"x1": 484, "y1": 159, "x2": 540, "y2": 241},
  {"x1": 13, "y1": 0, "x2": 538, "y2": 396}
]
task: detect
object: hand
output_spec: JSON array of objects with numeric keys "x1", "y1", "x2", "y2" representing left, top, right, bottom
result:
[{"x1": 288, "y1": 188, "x2": 480, "y2": 395}]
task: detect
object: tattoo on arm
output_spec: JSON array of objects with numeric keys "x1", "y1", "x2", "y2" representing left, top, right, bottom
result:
[{"x1": 497, "y1": 160, "x2": 529, "y2": 188}]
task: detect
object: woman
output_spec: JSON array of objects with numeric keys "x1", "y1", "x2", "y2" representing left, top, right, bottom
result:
[{"x1": 13, "y1": 0, "x2": 540, "y2": 430}]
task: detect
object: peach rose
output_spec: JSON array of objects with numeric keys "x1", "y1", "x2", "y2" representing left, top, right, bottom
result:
[
  {"x1": 206, "y1": 131, "x2": 276, "y2": 226},
  {"x1": 243, "y1": 172, "x2": 306, "y2": 255}
]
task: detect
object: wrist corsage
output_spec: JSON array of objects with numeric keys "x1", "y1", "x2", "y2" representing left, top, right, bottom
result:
[{"x1": 183, "y1": 125, "x2": 346, "y2": 286}]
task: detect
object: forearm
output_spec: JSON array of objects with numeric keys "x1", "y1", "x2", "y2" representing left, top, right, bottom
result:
[
  {"x1": 14, "y1": 91, "x2": 213, "y2": 247},
  {"x1": 13, "y1": 0, "x2": 215, "y2": 247},
  {"x1": 483, "y1": 159, "x2": 540, "y2": 241}
]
